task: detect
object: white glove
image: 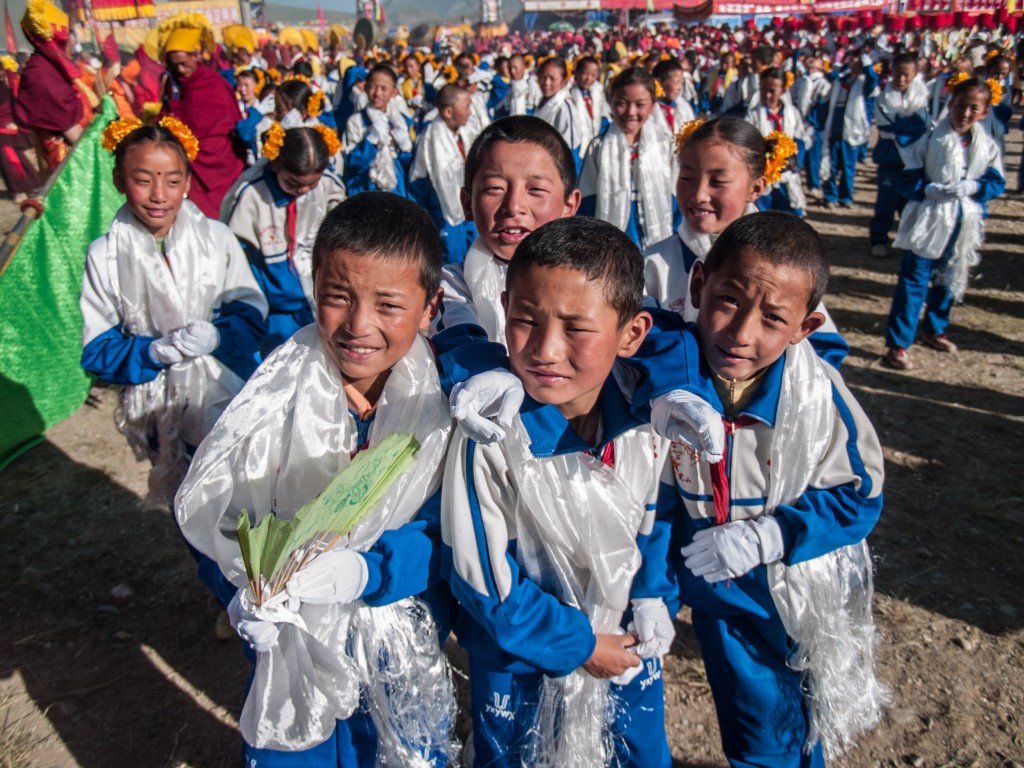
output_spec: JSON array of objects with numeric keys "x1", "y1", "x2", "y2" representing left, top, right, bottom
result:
[
  {"x1": 390, "y1": 124, "x2": 413, "y2": 153},
  {"x1": 286, "y1": 548, "x2": 368, "y2": 605},
  {"x1": 280, "y1": 107, "x2": 305, "y2": 129},
  {"x1": 366, "y1": 108, "x2": 390, "y2": 145},
  {"x1": 148, "y1": 335, "x2": 184, "y2": 366},
  {"x1": 227, "y1": 589, "x2": 281, "y2": 653},
  {"x1": 171, "y1": 320, "x2": 220, "y2": 359},
  {"x1": 681, "y1": 517, "x2": 784, "y2": 583},
  {"x1": 450, "y1": 369, "x2": 525, "y2": 444},
  {"x1": 924, "y1": 182, "x2": 953, "y2": 200},
  {"x1": 649, "y1": 390, "x2": 725, "y2": 463},
  {"x1": 608, "y1": 627, "x2": 644, "y2": 686},
  {"x1": 952, "y1": 179, "x2": 979, "y2": 198},
  {"x1": 628, "y1": 598, "x2": 675, "y2": 658},
  {"x1": 861, "y1": 53, "x2": 874, "y2": 68}
]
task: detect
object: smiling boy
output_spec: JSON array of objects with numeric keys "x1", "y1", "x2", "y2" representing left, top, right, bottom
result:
[
  {"x1": 176, "y1": 192, "x2": 457, "y2": 767},
  {"x1": 441, "y1": 217, "x2": 677, "y2": 768}
]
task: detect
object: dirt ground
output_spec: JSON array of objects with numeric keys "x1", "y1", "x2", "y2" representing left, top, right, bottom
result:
[{"x1": 1, "y1": 121, "x2": 1022, "y2": 768}]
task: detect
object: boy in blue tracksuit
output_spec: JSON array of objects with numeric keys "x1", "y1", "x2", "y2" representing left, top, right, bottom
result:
[
  {"x1": 441, "y1": 217, "x2": 678, "y2": 768},
  {"x1": 822, "y1": 50, "x2": 879, "y2": 208},
  {"x1": 342, "y1": 65, "x2": 415, "y2": 197},
  {"x1": 869, "y1": 53, "x2": 930, "y2": 257},
  {"x1": 633, "y1": 212, "x2": 886, "y2": 767}
]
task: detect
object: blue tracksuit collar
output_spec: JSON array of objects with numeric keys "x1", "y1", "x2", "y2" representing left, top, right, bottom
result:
[
  {"x1": 263, "y1": 164, "x2": 294, "y2": 208},
  {"x1": 519, "y1": 376, "x2": 644, "y2": 458},
  {"x1": 701, "y1": 351, "x2": 786, "y2": 427}
]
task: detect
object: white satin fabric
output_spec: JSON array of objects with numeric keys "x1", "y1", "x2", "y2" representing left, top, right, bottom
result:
[
  {"x1": 588, "y1": 122, "x2": 674, "y2": 249},
  {"x1": 101, "y1": 201, "x2": 259, "y2": 497},
  {"x1": 409, "y1": 119, "x2": 469, "y2": 227},
  {"x1": 894, "y1": 116, "x2": 1001, "y2": 301},
  {"x1": 745, "y1": 97, "x2": 808, "y2": 213},
  {"x1": 823, "y1": 73, "x2": 870, "y2": 146},
  {"x1": 463, "y1": 239, "x2": 508, "y2": 342},
  {"x1": 535, "y1": 86, "x2": 583, "y2": 154},
  {"x1": 764, "y1": 341, "x2": 889, "y2": 759},
  {"x1": 175, "y1": 328, "x2": 455, "y2": 755}
]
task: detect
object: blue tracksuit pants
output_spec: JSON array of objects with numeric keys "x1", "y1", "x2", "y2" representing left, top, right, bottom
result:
[
  {"x1": 468, "y1": 654, "x2": 671, "y2": 768},
  {"x1": 244, "y1": 706, "x2": 379, "y2": 767},
  {"x1": 824, "y1": 139, "x2": 858, "y2": 205},
  {"x1": 884, "y1": 249, "x2": 955, "y2": 349},
  {"x1": 805, "y1": 129, "x2": 824, "y2": 192},
  {"x1": 869, "y1": 164, "x2": 905, "y2": 246}
]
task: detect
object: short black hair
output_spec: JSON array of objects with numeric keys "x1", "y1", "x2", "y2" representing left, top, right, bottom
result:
[
  {"x1": 436, "y1": 83, "x2": 467, "y2": 111},
  {"x1": 312, "y1": 192, "x2": 441, "y2": 301},
  {"x1": 703, "y1": 211, "x2": 828, "y2": 312},
  {"x1": 653, "y1": 57, "x2": 683, "y2": 81},
  {"x1": 367, "y1": 64, "x2": 398, "y2": 86},
  {"x1": 464, "y1": 115, "x2": 577, "y2": 194},
  {"x1": 506, "y1": 217, "x2": 643, "y2": 327},
  {"x1": 892, "y1": 52, "x2": 918, "y2": 69},
  {"x1": 682, "y1": 116, "x2": 766, "y2": 181}
]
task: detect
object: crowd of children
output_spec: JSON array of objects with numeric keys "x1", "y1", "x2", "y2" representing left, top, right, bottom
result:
[{"x1": 66, "y1": 8, "x2": 1020, "y2": 768}]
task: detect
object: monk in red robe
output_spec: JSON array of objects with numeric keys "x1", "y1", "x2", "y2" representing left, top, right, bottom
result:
[
  {"x1": 0, "y1": 60, "x2": 42, "y2": 198},
  {"x1": 159, "y1": 14, "x2": 245, "y2": 218}
]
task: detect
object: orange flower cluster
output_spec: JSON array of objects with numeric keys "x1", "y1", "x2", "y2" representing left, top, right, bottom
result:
[
  {"x1": 673, "y1": 118, "x2": 705, "y2": 155},
  {"x1": 262, "y1": 122, "x2": 286, "y2": 161},
  {"x1": 307, "y1": 90, "x2": 325, "y2": 118},
  {"x1": 158, "y1": 116, "x2": 199, "y2": 162},
  {"x1": 763, "y1": 131, "x2": 798, "y2": 185},
  {"x1": 101, "y1": 116, "x2": 143, "y2": 153},
  {"x1": 313, "y1": 125, "x2": 341, "y2": 156}
]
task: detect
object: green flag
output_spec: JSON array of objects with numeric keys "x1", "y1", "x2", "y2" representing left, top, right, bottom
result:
[{"x1": 0, "y1": 96, "x2": 124, "y2": 470}]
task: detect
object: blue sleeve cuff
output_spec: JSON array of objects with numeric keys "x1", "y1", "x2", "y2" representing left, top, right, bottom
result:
[
  {"x1": 212, "y1": 300, "x2": 267, "y2": 380},
  {"x1": 81, "y1": 326, "x2": 166, "y2": 385},
  {"x1": 432, "y1": 324, "x2": 510, "y2": 395}
]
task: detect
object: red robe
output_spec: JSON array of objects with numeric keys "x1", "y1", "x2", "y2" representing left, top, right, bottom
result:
[
  {"x1": 13, "y1": 51, "x2": 83, "y2": 135},
  {"x1": 163, "y1": 65, "x2": 244, "y2": 218}
]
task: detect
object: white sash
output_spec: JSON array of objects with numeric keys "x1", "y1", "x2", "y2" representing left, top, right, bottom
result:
[{"x1": 463, "y1": 239, "x2": 509, "y2": 343}]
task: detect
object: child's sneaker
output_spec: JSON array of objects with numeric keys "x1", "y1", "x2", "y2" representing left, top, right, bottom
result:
[
  {"x1": 870, "y1": 243, "x2": 889, "y2": 258},
  {"x1": 883, "y1": 347, "x2": 913, "y2": 370},
  {"x1": 921, "y1": 333, "x2": 957, "y2": 353}
]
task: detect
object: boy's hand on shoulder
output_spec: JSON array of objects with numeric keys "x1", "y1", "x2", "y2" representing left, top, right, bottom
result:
[
  {"x1": 681, "y1": 517, "x2": 784, "y2": 583},
  {"x1": 286, "y1": 548, "x2": 368, "y2": 605},
  {"x1": 650, "y1": 390, "x2": 725, "y2": 462},
  {"x1": 583, "y1": 633, "x2": 642, "y2": 680},
  {"x1": 450, "y1": 369, "x2": 525, "y2": 444}
]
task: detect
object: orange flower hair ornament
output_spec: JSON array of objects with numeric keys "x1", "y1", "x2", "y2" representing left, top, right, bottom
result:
[
  {"x1": 785, "y1": 71, "x2": 795, "y2": 91},
  {"x1": 986, "y1": 78, "x2": 1004, "y2": 105},
  {"x1": 441, "y1": 64, "x2": 458, "y2": 84},
  {"x1": 655, "y1": 79, "x2": 665, "y2": 99},
  {"x1": 307, "y1": 89, "x2": 325, "y2": 118},
  {"x1": 289, "y1": 73, "x2": 311, "y2": 85},
  {"x1": 261, "y1": 121, "x2": 286, "y2": 161},
  {"x1": 313, "y1": 124, "x2": 341, "y2": 156},
  {"x1": 101, "y1": 115, "x2": 200, "y2": 162},
  {"x1": 945, "y1": 71, "x2": 970, "y2": 92},
  {"x1": 763, "y1": 131, "x2": 797, "y2": 186},
  {"x1": 673, "y1": 117, "x2": 705, "y2": 155}
]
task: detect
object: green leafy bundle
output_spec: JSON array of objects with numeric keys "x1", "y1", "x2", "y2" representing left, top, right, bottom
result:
[{"x1": 236, "y1": 433, "x2": 421, "y2": 605}]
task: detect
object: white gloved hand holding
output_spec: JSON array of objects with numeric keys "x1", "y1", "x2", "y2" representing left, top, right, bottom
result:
[
  {"x1": 650, "y1": 390, "x2": 725, "y2": 463},
  {"x1": 390, "y1": 124, "x2": 413, "y2": 153},
  {"x1": 952, "y1": 179, "x2": 979, "y2": 198},
  {"x1": 149, "y1": 335, "x2": 184, "y2": 366},
  {"x1": 628, "y1": 598, "x2": 676, "y2": 658},
  {"x1": 681, "y1": 517, "x2": 784, "y2": 583},
  {"x1": 171, "y1": 320, "x2": 220, "y2": 358},
  {"x1": 450, "y1": 369, "x2": 525, "y2": 444},
  {"x1": 228, "y1": 589, "x2": 281, "y2": 653},
  {"x1": 286, "y1": 548, "x2": 368, "y2": 605},
  {"x1": 607, "y1": 628, "x2": 644, "y2": 686},
  {"x1": 366, "y1": 108, "x2": 390, "y2": 145},
  {"x1": 924, "y1": 182, "x2": 953, "y2": 200}
]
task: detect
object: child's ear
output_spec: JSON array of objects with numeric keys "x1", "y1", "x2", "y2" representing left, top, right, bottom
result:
[
  {"x1": 747, "y1": 174, "x2": 768, "y2": 203},
  {"x1": 419, "y1": 287, "x2": 443, "y2": 331},
  {"x1": 183, "y1": 172, "x2": 192, "y2": 198},
  {"x1": 790, "y1": 311, "x2": 826, "y2": 344},
  {"x1": 500, "y1": 290, "x2": 508, "y2": 316},
  {"x1": 617, "y1": 310, "x2": 653, "y2": 358},
  {"x1": 562, "y1": 188, "x2": 582, "y2": 216},
  {"x1": 112, "y1": 167, "x2": 126, "y2": 195},
  {"x1": 461, "y1": 186, "x2": 473, "y2": 222},
  {"x1": 688, "y1": 261, "x2": 706, "y2": 310}
]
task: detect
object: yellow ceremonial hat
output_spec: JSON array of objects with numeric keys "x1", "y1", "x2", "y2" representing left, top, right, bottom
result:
[
  {"x1": 22, "y1": 0, "x2": 69, "y2": 43},
  {"x1": 278, "y1": 26, "x2": 303, "y2": 48},
  {"x1": 299, "y1": 28, "x2": 318, "y2": 53},
  {"x1": 222, "y1": 24, "x2": 257, "y2": 54},
  {"x1": 159, "y1": 13, "x2": 213, "y2": 57},
  {"x1": 327, "y1": 23, "x2": 347, "y2": 48}
]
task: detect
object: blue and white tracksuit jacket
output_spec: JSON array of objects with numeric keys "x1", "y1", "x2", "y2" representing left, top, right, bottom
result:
[
  {"x1": 628, "y1": 325, "x2": 884, "y2": 768},
  {"x1": 342, "y1": 109, "x2": 414, "y2": 197},
  {"x1": 441, "y1": 379, "x2": 678, "y2": 768}
]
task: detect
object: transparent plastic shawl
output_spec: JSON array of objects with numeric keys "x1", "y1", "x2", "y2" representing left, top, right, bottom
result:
[
  {"x1": 106, "y1": 201, "x2": 244, "y2": 501},
  {"x1": 175, "y1": 328, "x2": 455, "y2": 759},
  {"x1": 463, "y1": 240, "x2": 508, "y2": 343},
  {"x1": 501, "y1": 415, "x2": 664, "y2": 766},
  {"x1": 765, "y1": 341, "x2": 889, "y2": 759}
]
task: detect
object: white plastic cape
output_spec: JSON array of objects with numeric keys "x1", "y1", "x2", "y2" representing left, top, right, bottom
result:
[
  {"x1": 765, "y1": 341, "x2": 889, "y2": 759},
  {"x1": 105, "y1": 201, "x2": 247, "y2": 501},
  {"x1": 463, "y1": 239, "x2": 509, "y2": 342},
  {"x1": 893, "y1": 116, "x2": 1000, "y2": 301},
  {"x1": 175, "y1": 327, "x2": 456, "y2": 758},
  {"x1": 590, "y1": 122, "x2": 674, "y2": 249},
  {"x1": 408, "y1": 119, "x2": 468, "y2": 227},
  {"x1": 494, "y1": 408, "x2": 666, "y2": 767}
]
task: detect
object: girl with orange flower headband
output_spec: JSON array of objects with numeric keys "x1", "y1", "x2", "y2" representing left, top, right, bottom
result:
[
  {"x1": 646, "y1": 115, "x2": 849, "y2": 368},
  {"x1": 746, "y1": 66, "x2": 809, "y2": 218},
  {"x1": 82, "y1": 115, "x2": 269, "y2": 509},
  {"x1": 221, "y1": 123, "x2": 345, "y2": 356}
]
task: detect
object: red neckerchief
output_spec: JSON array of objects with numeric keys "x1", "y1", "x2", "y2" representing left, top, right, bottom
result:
[
  {"x1": 582, "y1": 91, "x2": 594, "y2": 119},
  {"x1": 285, "y1": 198, "x2": 297, "y2": 268},
  {"x1": 659, "y1": 101, "x2": 674, "y2": 131},
  {"x1": 766, "y1": 108, "x2": 784, "y2": 133},
  {"x1": 708, "y1": 415, "x2": 758, "y2": 526}
]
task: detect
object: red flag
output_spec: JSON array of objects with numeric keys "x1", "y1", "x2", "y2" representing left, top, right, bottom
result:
[
  {"x1": 5, "y1": 1, "x2": 17, "y2": 54},
  {"x1": 316, "y1": 2, "x2": 326, "y2": 34}
]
